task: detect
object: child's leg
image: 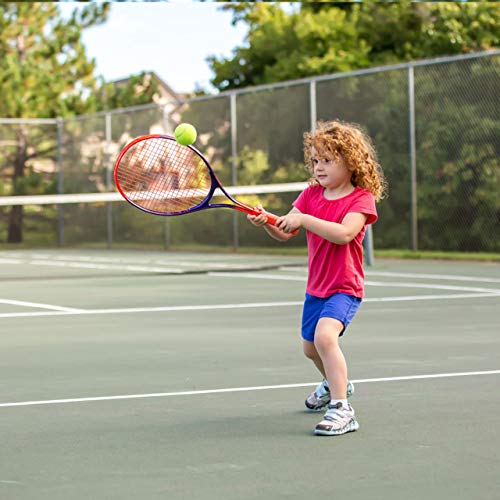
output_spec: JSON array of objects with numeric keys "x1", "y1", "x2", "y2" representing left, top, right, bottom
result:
[
  {"x1": 302, "y1": 340, "x2": 326, "y2": 378},
  {"x1": 313, "y1": 317, "x2": 347, "y2": 400}
]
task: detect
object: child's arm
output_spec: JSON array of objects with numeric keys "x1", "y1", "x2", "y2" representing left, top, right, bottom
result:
[
  {"x1": 276, "y1": 211, "x2": 367, "y2": 245},
  {"x1": 247, "y1": 206, "x2": 300, "y2": 242}
]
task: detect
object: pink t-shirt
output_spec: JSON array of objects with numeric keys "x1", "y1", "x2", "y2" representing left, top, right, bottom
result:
[{"x1": 293, "y1": 185, "x2": 378, "y2": 298}]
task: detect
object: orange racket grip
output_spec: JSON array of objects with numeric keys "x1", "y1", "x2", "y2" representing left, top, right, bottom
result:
[{"x1": 246, "y1": 207, "x2": 299, "y2": 236}]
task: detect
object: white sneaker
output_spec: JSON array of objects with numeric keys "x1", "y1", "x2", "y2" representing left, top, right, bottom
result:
[
  {"x1": 314, "y1": 402, "x2": 359, "y2": 436},
  {"x1": 305, "y1": 379, "x2": 355, "y2": 412}
]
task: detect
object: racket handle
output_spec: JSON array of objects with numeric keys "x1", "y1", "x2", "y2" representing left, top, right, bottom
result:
[{"x1": 250, "y1": 207, "x2": 299, "y2": 236}]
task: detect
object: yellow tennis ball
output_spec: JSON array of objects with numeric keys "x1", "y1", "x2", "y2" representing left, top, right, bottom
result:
[{"x1": 174, "y1": 123, "x2": 197, "y2": 146}]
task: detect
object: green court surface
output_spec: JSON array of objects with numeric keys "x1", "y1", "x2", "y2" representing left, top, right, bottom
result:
[{"x1": 0, "y1": 250, "x2": 499, "y2": 499}]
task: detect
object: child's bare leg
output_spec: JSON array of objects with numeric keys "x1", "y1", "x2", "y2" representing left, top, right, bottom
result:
[
  {"x1": 313, "y1": 318, "x2": 347, "y2": 400},
  {"x1": 302, "y1": 340, "x2": 326, "y2": 378}
]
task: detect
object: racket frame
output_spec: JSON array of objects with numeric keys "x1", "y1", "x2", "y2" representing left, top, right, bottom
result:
[{"x1": 114, "y1": 134, "x2": 263, "y2": 218}]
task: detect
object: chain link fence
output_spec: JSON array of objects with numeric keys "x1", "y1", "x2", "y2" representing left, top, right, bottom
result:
[{"x1": 1, "y1": 51, "x2": 499, "y2": 252}]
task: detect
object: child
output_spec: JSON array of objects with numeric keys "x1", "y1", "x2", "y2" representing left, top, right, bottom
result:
[{"x1": 248, "y1": 120, "x2": 387, "y2": 436}]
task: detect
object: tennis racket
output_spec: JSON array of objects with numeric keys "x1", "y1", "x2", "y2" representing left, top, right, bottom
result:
[{"x1": 113, "y1": 134, "x2": 297, "y2": 233}]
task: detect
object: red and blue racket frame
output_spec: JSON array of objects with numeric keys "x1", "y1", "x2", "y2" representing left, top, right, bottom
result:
[{"x1": 114, "y1": 134, "x2": 296, "y2": 232}]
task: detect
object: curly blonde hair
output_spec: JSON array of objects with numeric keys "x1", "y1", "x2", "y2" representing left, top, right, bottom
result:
[{"x1": 304, "y1": 120, "x2": 387, "y2": 201}]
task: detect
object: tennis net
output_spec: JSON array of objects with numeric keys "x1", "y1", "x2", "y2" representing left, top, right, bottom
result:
[{"x1": 0, "y1": 182, "x2": 310, "y2": 251}]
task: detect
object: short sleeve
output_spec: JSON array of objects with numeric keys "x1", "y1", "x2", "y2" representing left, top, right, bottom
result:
[
  {"x1": 292, "y1": 187, "x2": 310, "y2": 214},
  {"x1": 348, "y1": 190, "x2": 378, "y2": 225}
]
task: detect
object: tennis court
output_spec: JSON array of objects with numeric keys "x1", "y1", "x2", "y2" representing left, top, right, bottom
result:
[{"x1": 1, "y1": 249, "x2": 499, "y2": 500}]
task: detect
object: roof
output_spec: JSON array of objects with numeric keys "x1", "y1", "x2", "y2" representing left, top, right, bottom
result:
[{"x1": 112, "y1": 71, "x2": 182, "y2": 102}]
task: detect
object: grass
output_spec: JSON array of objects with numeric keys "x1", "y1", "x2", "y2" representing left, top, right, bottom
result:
[
  {"x1": 374, "y1": 249, "x2": 500, "y2": 262},
  {"x1": 0, "y1": 241, "x2": 499, "y2": 262}
]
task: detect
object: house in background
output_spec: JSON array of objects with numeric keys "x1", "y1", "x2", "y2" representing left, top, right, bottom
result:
[
  {"x1": 112, "y1": 71, "x2": 184, "y2": 108},
  {"x1": 11, "y1": 72, "x2": 192, "y2": 196},
  {"x1": 111, "y1": 71, "x2": 191, "y2": 138}
]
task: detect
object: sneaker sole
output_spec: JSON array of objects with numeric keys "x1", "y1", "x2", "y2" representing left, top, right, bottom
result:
[
  {"x1": 305, "y1": 401, "x2": 330, "y2": 412},
  {"x1": 314, "y1": 420, "x2": 360, "y2": 436},
  {"x1": 304, "y1": 381, "x2": 355, "y2": 412}
]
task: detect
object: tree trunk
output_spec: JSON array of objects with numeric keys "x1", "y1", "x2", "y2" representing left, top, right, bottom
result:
[{"x1": 7, "y1": 205, "x2": 23, "y2": 243}]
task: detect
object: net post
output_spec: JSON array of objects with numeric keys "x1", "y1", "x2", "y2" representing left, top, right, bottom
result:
[
  {"x1": 56, "y1": 117, "x2": 64, "y2": 246},
  {"x1": 230, "y1": 92, "x2": 239, "y2": 251},
  {"x1": 364, "y1": 225, "x2": 374, "y2": 266},
  {"x1": 408, "y1": 66, "x2": 418, "y2": 251},
  {"x1": 309, "y1": 80, "x2": 317, "y2": 132}
]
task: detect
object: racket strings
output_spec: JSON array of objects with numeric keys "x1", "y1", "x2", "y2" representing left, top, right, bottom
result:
[{"x1": 116, "y1": 138, "x2": 211, "y2": 214}]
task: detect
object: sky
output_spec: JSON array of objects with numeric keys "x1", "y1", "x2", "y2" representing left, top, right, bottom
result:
[{"x1": 58, "y1": 2, "x2": 250, "y2": 94}]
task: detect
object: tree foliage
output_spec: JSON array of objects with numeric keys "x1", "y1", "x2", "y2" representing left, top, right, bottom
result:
[
  {"x1": 0, "y1": 3, "x2": 158, "y2": 242},
  {"x1": 209, "y1": 1, "x2": 499, "y2": 91},
  {"x1": 203, "y1": 0, "x2": 500, "y2": 252},
  {"x1": 0, "y1": 3, "x2": 107, "y2": 119}
]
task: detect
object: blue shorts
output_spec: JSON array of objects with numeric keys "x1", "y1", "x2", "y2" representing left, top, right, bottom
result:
[{"x1": 301, "y1": 293, "x2": 362, "y2": 342}]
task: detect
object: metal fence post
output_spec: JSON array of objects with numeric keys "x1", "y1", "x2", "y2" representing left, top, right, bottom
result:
[
  {"x1": 364, "y1": 225, "x2": 374, "y2": 266},
  {"x1": 162, "y1": 105, "x2": 171, "y2": 249},
  {"x1": 230, "y1": 92, "x2": 239, "y2": 251},
  {"x1": 56, "y1": 117, "x2": 64, "y2": 246},
  {"x1": 408, "y1": 66, "x2": 418, "y2": 251},
  {"x1": 310, "y1": 80, "x2": 317, "y2": 132},
  {"x1": 105, "y1": 112, "x2": 113, "y2": 248}
]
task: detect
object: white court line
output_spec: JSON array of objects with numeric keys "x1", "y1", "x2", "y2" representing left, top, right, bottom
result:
[
  {"x1": 1, "y1": 254, "x2": 287, "y2": 271},
  {"x1": 1, "y1": 370, "x2": 498, "y2": 409},
  {"x1": 364, "y1": 292, "x2": 500, "y2": 302},
  {"x1": 0, "y1": 258, "x2": 275, "y2": 274},
  {"x1": 31, "y1": 260, "x2": 183, "y2": 274},
  {"x1": 0, "y1": 258, "x2": 23, "y2": 264},
  {"x1": 366, "y1": 271, "x2": 500, "y2": 284},
  {"x1": 0, "y1": 293, "x2": 499, "y2": 319},
  {"x1": 209, "y1": 272, "x2": 500, "y2": 294},
  {"x1": 209, "y1": 272, "x2": 306, "y2": 281},
  {"x1": 0, "y1": 301, "x2": 303, "y2": 319},
  {"x1": 0, "y1": 299, "x2": 83, "y2": 312},
  {"x1": 42, "y1": 255, "x2": 263, "y2": 269},
  {"x1": 365, "y1": 281, "x2": 500, "y2": 294},
  {"x1": 278, "y1": 267, "x2": 500, "y2": 284},
  {"x1": 3, "y1": 255, "x2": 498, "y2": 281}
]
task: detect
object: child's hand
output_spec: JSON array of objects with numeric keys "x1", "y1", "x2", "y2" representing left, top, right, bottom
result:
[
  {"x1": 276, "y1": 213, "x2": 303, "y2": 234},
  {"x1": 247, "y1": 205, "x2": 268, "y2": 227}
]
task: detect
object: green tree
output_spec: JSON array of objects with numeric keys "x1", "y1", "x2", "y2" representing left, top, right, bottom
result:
[
  {"x1": 0, "y1": 3, "x2": 108, "y2": 120},
  {"x1": 206, "y1": 0, "x2": 499, "y2": 252},
  {"x1": 414, "y1": 57, "x2": 500, "y2": 252},
  {"x1": 209, "y1": 1, "x2": 499, "y2": 90},
  {"x1": 93, "y1": 73, "x2": 160, "y2": 112},
  {"x1": 0, "y1": 3, "x2": 107, "y2": 242},
  {"x1": 0, "y1": 3, "x2": 158, "y2": 243}
]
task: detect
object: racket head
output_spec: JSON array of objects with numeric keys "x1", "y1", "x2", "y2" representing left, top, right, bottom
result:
[
  {"x1": 113, "y1": 135, "x2": 294, "y2": 233},
  {"x1": 114, "y1": 135, "x2": 215, "y2": 216}
]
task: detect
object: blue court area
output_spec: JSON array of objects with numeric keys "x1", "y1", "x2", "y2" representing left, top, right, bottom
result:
[{"x1": 0, "y1": 249, "x2": 499, "y2": 499}]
